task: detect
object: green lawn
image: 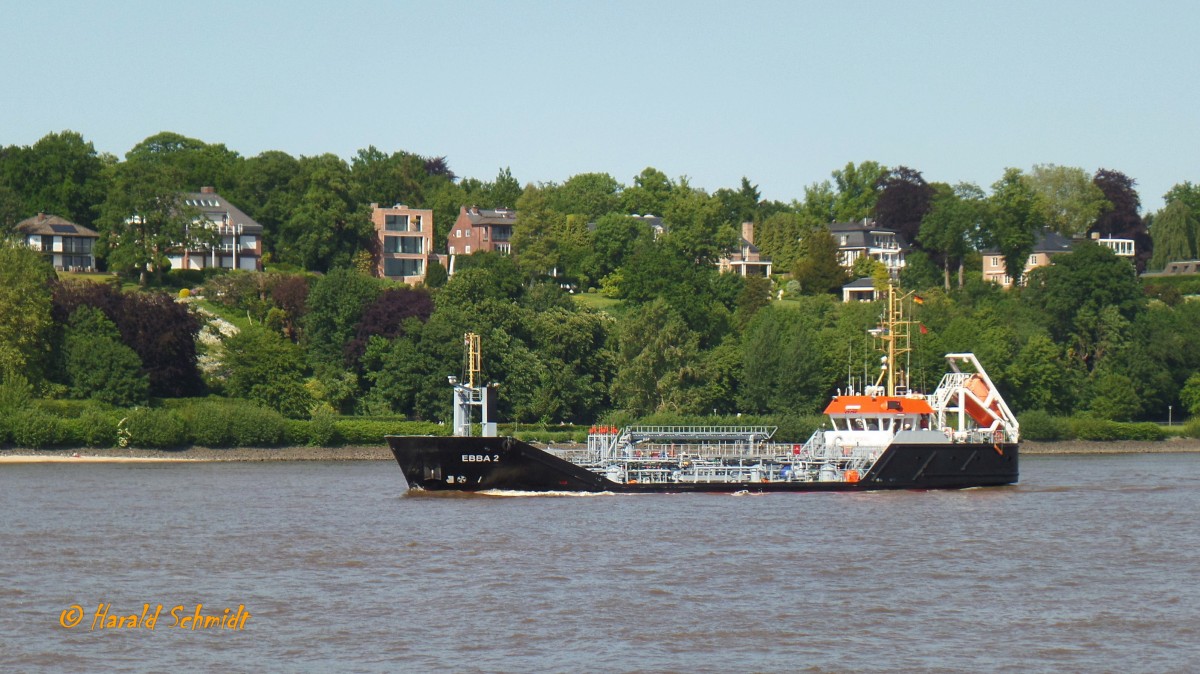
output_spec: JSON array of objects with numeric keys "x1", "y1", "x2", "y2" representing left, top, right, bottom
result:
[{"x1": 571, "y1": 293, "x2": 624, "y2": 316}]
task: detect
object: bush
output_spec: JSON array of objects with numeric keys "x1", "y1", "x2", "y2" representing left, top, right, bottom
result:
[
  {"x1": 1183, "y1": 418, "x2": 1200, "y2": 439},
  {"x1": 226, "y1": 405, "x2": 286, "y2": 447},
  {"x1": 78, "y1": 409, "x2": 120, "y2": 447},
  {"x1": 10, "y1": 410, "x2": 65, "y2": 448},
  {"x1": 1018, "y1": 410, "x2": 1072, "y2": 441},
  {"x1": 1069, "y1": 416, "x2": 1166, "y2": 441},
  {"x1": 124, "y1": 408, "x2": 188, "y2": 448},
  {"x1": 334, "y1": 419, "x2": 446, "y2": 444},
  {"x1": 306, "y1": 408, "x2": 339, "y2": 447}
]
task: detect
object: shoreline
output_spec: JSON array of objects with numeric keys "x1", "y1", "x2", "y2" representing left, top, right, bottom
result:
[{"x1": 2, "y1": 438, "x2": 1200, "y2": 463}]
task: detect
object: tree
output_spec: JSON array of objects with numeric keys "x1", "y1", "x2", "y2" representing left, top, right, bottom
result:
[
  {"x1": 63, "y1": 306, "x2": 148, "y2": 407},
  {"x1": 303, "y1": 268, "x2": 381, "y2": 369},
  {"x1": 620, "y1": 167, "x2": 673, "y2": 216},
  {"x1": 588, "y1": 213, "x2": 651, "y2": 282},
  {"x1": 1025, "y1": 241, "x2": 1144, "y2": 371},
  {"x1": 873, "y1": 166, "x2": 934, "y2": 247},
  {"x1": 277, "y1": 154, "x2": 368, "y2": 272},
  {"x1": 739, "y1": 305, "x2": 833, "y2": 415},
  {"x1": 125, "y1": 131, "x2": 240, "y2": 191},
  {"x1": 485, "y1": 167, "x2": 522, "y2": 208},
  {"x1": 713, "y1": 177, "x2": 762, "y2": 225},
  {"x1": 831, "y1": 161, "x2": 888, "y2": 222},
  {"x1": 1149, "y1": 200, "x2": 1196, "y2": 270},
  {"x1": 0, "y1": 243, "x2": 54, "y2": 384},
  {"x1": 919, "y1": 182, "x2": 985, "y2": 288},
  {"x1": 16, "y1": 131, "x2": 110, "y2": 228},
  {"x1": 344, "y1": 287, "x2": 434, "y2": 366},
  {"x1": 755, "y1": 211, "x2": 809, "y2": 273},
  {"x1": 226, "y1": 150, "x2": 302, "y2": 259},
  {"x1": 792, "y1": 228, "x2": 848, "y2": 295},
  {"x1": 511, "y1": 185, "x2": 564, "y2": 278},
  {"x1": 1024, "y1": 164, "x2": 1109, "y2": 238},
  {"x1": 610, "y1": 299, "x2": 702, "y2": 415},
  {"x1": 222, "y1": 325, "x2": 313, "y2": 418},
  {"x1": 547, "y1": 172, "x2": 622, "y2": 220},
  {"x1": 1091, "y1": 168, "x2": 1152, "y2": 273},
  {"x1": 98, "y1": 161, "x2": 205, "y2": 285},
  {"x1": 984, "y1": 168, "x2": 1044, "y2": 284}
]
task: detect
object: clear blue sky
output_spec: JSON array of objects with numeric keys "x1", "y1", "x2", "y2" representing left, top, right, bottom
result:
[{"x1": 2, "y1": 0, "x2": 1196, "y2": 211}]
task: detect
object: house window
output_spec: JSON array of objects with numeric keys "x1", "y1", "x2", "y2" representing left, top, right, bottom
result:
[
  {"x1": 383, "y1": 236, "x2": 424, "y2": 254},
  {"x1": 990, "y1": 256, "x2": 1000, "y2": 267},
  {"x1": 383, "y1": 258, "x2": 423, "y2": 277},
  {"x1": 1028, "y1": 255, "x2": 1038, "y2": 265},
  {"x1": 465, "y1": 245, "x2": 472, "y2": 254},
  {"x1": 449, "y1": 245, "x2": 456, "y2": 255},
  {"x1": 384, "y1": 214, "x2": 409, "y2": 231},
  {"x1": 456, "y1": 230, "x2": 462, "y2": 238},
  {"x1": 412, "y1": 215, "x2": 422, "y2": 232}
]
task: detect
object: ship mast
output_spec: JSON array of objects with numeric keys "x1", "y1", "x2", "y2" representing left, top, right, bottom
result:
[{"x1": 873, "y1": 281, "x2": 913, "y2": 396}]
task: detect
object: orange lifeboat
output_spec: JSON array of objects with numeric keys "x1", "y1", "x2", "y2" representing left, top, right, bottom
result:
[{"x1": 963, "y1": 374, "x2": 1003, "y2": 428}]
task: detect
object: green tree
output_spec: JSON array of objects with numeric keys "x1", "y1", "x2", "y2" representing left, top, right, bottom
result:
[
  {"x1": 98, "y1": 161, "x2": 205, "y2": 285},
  {"x1": 620, "y1": 167, "x2": 673, "y2": 216},
  {"x1": 125, "y1": 131, "x2": 241, "y2": 191},
  {"x1": 16, "y1": 131, "x2": 110, "y2": 228},
  {"x1": 755, "y1": 211, "x2": 809, "y2": 273},
  {"x1": 984, "y1": 168, "x2": 1044, "y2": 284},
  {"x1": 919, "y1": 182, "x2": 985, "y2": 288},
  {"x1": 1024, "y1": 164, "x2": 1109, "y2": 238},
  {"x1": 277, "y1": 154, "x2": 367, "y2": 272},
  {"x1": 831, "y1": 161, "x2": 888, "y2": 222},
  {"x1": 223, "y1": 325, "x2": 314, "y2": 418},
  {"x1": 547, "y1": 172, "x2": 622, "y2": 219},
  {"x1": 792, "y1": 228, "x2": 848, "y2": 295},
  {"x1": 511, "y1": 185, "x2": 564, "y2": 278},
  {"x1": 1149, "y1": 200, "x2": 1196, "y2": 270},
  {"x1": 304, "y1": 268, "x2": 381, "y2": 370},
  {"x1": 486, "y1": 167, "x2": 522, "y2": 208},
  {"x1": 0, "y1": 243, "x2": 54, "y2": 383},
  {"x1": 739, "y1": 305, "x2": 832, "y2": 415},
  {"x1": 63, "y1": 306, "x2": 148, "y2": 407},
  {"x1": 610, "y1": 300, "x2": 702, "y2": 415},
  {"x1": 1181, "y1": 371, "x2": 1200, "y2": 416}
]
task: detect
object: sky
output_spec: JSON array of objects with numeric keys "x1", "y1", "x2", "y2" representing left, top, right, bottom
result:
[{"x1": 2, "y1": 0, "x2": 1196, "y2": 211}]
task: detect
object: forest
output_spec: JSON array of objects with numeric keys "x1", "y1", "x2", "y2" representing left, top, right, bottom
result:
[{"x1": 3, "y1": 129, "x2": 1200, "y2": 448}]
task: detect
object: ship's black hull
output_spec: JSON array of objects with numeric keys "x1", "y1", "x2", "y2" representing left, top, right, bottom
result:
[{"x1": 386, "y1": 435, "x2": 1019, "y2": 493}]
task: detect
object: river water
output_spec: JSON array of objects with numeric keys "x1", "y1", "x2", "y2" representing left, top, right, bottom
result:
[{"x1": 1, "y1": 453, "x2": 1198, "y2": 673}]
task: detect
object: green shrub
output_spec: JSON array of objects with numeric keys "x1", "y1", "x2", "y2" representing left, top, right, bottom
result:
[
  {"x1": 124, "y1": 408, "x2": 188, "y2": 448},
  {"x1": 185, "y1": 402, "x2": 235, "y2": 447},
  {"x1": 306, "y1": 408, "x2": 339, "y2": 447},
  {"x1": 1068, "y1": 416, "x2": 1166, "y2": 441},
  {"x1": 1183, "y1": 418, "x2": 1200, "y2": 439},
  {"x1": 334, "y1": 419, "x2": 446, "y2": 444},
  {"x1": 284, "y1": 419, "x2": 311, "y2": 446},
  {"x1": 1018, "y1": 410, "x2": 1072, "y2": 441},
  {"x1": 10, "y1": 410, "x2": 65, "y2": 448},
  {"x1": 227, "y1": 406, "x2": 286, "y2": 447},
  {"x1": 78, "y1": 410, "x2": 119, "y2": 447}
]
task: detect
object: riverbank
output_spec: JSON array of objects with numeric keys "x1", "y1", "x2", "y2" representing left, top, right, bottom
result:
[{"x1": 2, "y1": 438, "x2": 1200, "y2": 463}]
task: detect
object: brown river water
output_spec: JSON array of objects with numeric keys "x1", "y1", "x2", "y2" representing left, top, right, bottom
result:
[{"x1": 1, "y1": 453, "x2": 1198, "y2": 673}]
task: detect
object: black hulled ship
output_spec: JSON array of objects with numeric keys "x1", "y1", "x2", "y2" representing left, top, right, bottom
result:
[{"x1": 387, "y1": 287, "x2": 1018, "y2": 494}]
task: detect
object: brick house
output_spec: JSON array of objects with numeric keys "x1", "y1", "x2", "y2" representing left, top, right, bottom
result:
[
  {"x1": 718, "y1": 221, "x2": 773, "y2": 276},
  {"x1": 14, "y1": 213, "x2": 99, "y2": 271},
  {"x1": 371, "y1": 203, "x2": 433, "y2": 284},
  {"x1": 448, "y1": 206, "x2": 516, "y2": 257},
  {"x1": 170, "y1": 186, "x2": 263, "y2": 271}
]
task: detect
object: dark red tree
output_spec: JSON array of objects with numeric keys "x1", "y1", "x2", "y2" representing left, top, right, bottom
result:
[
  {"x1": 344, "y1": 287, "x2": 435, "y2": 366},
  {"x1": 1091, "y1": 168, "x2": 1153, "y2": 273},
  {"x1": 51, "y1": 280, "x2": 204, "y2": 397},
  {"x1": 874, "y1": 166, "x2": 935, "y2": 250}
]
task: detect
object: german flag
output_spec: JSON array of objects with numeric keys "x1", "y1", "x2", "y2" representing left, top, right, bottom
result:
[{"x1": 913, "y1": 295, "x2": 925, "y2": 305}]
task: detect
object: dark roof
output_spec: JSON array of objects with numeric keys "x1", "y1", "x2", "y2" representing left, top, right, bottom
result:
[
  {"x1": 14, "y1": 213, "x2": 98, "y2": 238},
  {"x1": 463, "y1": 207, "x2": 517, "y2": 226},
  {"x1": 843, "y1": 277, "x2": 877, "y2": 289},
  {"x1": 180, "y1": 190, "x2": 264, "y2": 234},
  {"x1": 826, "y1": 219, "x2": 908, "y2": 251},
  {"x1": 981, "y1": 229, "x2": 1073, "y2": 256}
]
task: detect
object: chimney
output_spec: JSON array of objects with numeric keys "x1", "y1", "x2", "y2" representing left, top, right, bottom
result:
[
  {"x1": 200, "y1": 186, "x2": 215, "y2": 194},
  {"x1": 741, "y1": 221, "x2": 755, "y2": 245},
  {"x1": 370, "y1": 202, "x2": 379, "y2": 210},
  {"x1": 37, "y1": 212, "x2": 46, "y2": 222}
]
